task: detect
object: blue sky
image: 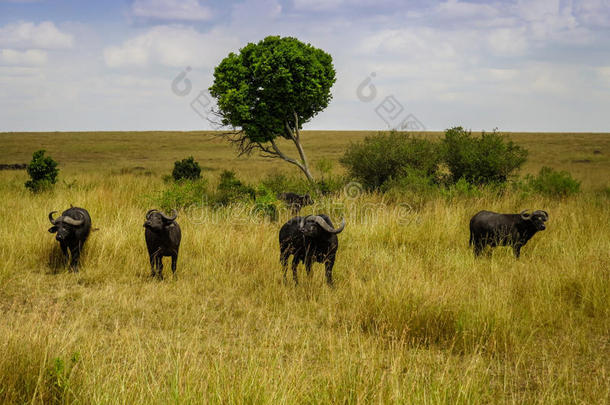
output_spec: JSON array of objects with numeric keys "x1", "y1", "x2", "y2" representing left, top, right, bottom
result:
[{"x1": 1, "y1": 0, "x2": 609, "y2": 132}]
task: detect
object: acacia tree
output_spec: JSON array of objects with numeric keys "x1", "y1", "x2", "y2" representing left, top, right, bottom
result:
[{"x1": 209, "y1": 36, "x2": 336, "y2": 182}]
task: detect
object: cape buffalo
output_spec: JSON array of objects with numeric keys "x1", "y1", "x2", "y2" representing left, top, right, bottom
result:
[
  {"x1": 279, "y1": 214, "x2": 345, "y2": 286},
  {"x1": 144, "y1": 209, "x2": 181, "y2": 279},
  {"x1": 277, "y1": 192, "x2": 314, "y2": 215},
  {"x1": 469, "y1": 209, "x2": 549, "y2": 258},
  {"x1": 48, "y1": 207, "x2": 92, "y2": 272}
]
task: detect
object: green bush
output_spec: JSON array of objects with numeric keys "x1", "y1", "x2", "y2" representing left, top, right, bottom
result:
[
  {"x1": 172, "y1": 156, "x2": 201, "y2": 181},
  {"x1": 381, "y1": 168, "x2": 437, "y2": 194},
  {"x1": 25, "y1": 150, "x2": 59, "y2": 192},
  {"x1": 525, "y1": 166, "x2": 580, "y2": 197},
  {"x1": 442, "y1": 127, "x2": 527, "y2": 185},
  {"x1": 440, "y1": 177, "x2": 483, "y2": 199},
  {"x1": 149, "y1": 179, "x2": 209, "y2": 211},
  {"x1": 262, "y1": 173, "x2": 312, "y2": 195},
  {"x1": 340, "y1": 131, "x2": 442, "y2": 190},
  {"x1": 215, "y1": 170, "x2": 255, "y2": 206},
  {"x1": 252, "y1": 185, "x2": 279, "y2": 222}
]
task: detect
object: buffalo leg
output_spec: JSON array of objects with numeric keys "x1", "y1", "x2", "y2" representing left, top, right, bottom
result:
[
  {"x1": 305, "y1": 255, "x2": 313, "y2": 277},
  {"x1": 291, "y1": 257, "x2": 299, "y2": 285},
  {"x1": 69, "y1": 244, "x2": 80, "y2": 273},
  {"x1": 156, "y1": 256, "x2": 164, "y2": 280},
  {"x1": 324, "y1": 259, "x2": 334, "y2": 286},
  {"x1": 473, "y1": 241, "x2": 486, "y2": 257},
  {"x1": 280, "y1": 251, "x2": 289, "y2": 283},
  {"x1": 513, "y1": 245, "x2": 522, "y2": 259},
  {"x1": 149, "y1": 254, "x2": 156, "y2": 277},
  {"x1": 171, "y1": 254, "x2": 178, "y2": 276},
  {"x1": 59, "y1": 242, "x2": 69, "y2": 267}
]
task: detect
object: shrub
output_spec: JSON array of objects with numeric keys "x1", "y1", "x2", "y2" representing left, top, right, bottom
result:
[
  {"x1": 149, "y1": 179, "x2": 209, "y2": 211},
  {"x1": 340, "y1": 131, "x2": 442, "y2": 190},
  {"x1": 440, "y1": 177, "x2": 482, "y2": 199},
  {"x1": 442, "y1": 127, "x2": 527, "y2": 185},
  {"x1": 25, "y1": 150, "x2": 59, "y2": 192},
  {"x1": 261, "y1": 173, "x2": 312, "y2": 196},
  {"x1": 172, "y1": 156, "x2": 201, "y2": 181},
  {"x1": 524, "y1": 166, "x2": 580, "y2": 197},
  {"x1": 252, "y1": 185, "x2": 279, "y2": 222},
  {"x1": 380, "y1": 168, "x2": 436, "y2": 195},
  {"x1": 215, "y1": 170, "x2": 255, "y2": 205}
]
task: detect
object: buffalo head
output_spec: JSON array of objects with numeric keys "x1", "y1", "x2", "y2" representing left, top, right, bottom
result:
[
  {"x1": 144, "y1": 209, "x2": 178, "y2": 232},
  {"x1": 520, "y1": 209, "x2": 549, "y2": 231},
  {"x1": 48, "y1": 211, "x2": 84, "y2": 242},
  {"x1": 298, "y1": 215, "x2": 345, "y2": 238}
]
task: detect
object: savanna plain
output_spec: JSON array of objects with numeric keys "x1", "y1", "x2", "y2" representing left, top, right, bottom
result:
[{"x1": 0, "y1": 131, "x2": 608, "y2": 404}]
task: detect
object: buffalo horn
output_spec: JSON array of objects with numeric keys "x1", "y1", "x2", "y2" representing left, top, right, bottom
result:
[
  {"x1": 62, "y1": 215, "x2": 84, "y2": 226},
  {"x1": 311, "y1": 216, "x2": 345, "y2": 234},
  {"x1": 146, "y1": 209, "x2": 158, "y2": 219},
  {"x1": 159, "y1": 210, "x2": 178, "y2": 221},
  {"x1": 534, "y1": 210, "x2": 549, "y2": 221},
  {"x1": 48, "y1": 211, "x2": 58, "y2": 224},
  {"x1": 520, "y1": 209, "x2": 531, "y2": 220}
]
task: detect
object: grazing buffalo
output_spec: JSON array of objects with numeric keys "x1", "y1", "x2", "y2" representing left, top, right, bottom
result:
[
  {"x1": 277, "y1": 192, "x2": 314, "y2": 215},
  {"x1": 144, "y1": 209, "x2": 181, "y2": 279},
  {"x1": 48, "y1": 207, "x2": 92, "y2": 272},
  {"x1": 279, "y1": 214, "x2": 345, "y2": 286},
  {"x1": 469, "y1": 209, "x2": 549, "y2": 258}
]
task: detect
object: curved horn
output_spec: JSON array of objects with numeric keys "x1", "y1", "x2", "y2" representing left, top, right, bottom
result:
[
  {"x1": 311, "y1": 216, "x2": 345, "y2": 234},
  {"x1": 146, "y1": 209, "x2": 158, "y2": 219},
  {"x1": 520, "y1": 209, "x2": 531, "y2": 220},
  {"x1": 48, "y1": 211, "x2": 58, "y2": 225},
  {"x1": 159, "y1": 210, "x2": 177, "y2": 221},
  {"x1": 299, "y1": 215, "x2": 311, "y2": 229},
  {"x1": 62, "y1": 215, "x2": 84, "y2": 226},
  {"x1": 534, "y1": 210, "x2": 549, "y2": 221}
]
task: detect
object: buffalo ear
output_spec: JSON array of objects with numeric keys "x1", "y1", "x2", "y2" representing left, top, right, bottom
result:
[{"x1": 48, "y1": 226, "x2": 58, "y2": 233}]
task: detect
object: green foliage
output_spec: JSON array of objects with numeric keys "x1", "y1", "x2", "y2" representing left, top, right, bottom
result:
[
  {"x1": 46, "y1": 352, "x2": 80, "y2": 404},
  {"x1": 209, "y1": 35, "x2": 336, "y2": 142},
  {"x1": 524, "y1": 166, "x2": 581, "y2": 197},
  {"x1": 440, "y1": 177, "x2": 483, "y2": 199},
  {"x1": 172, "y1": 156, "x2": 201, "y2": 181},
  {"x1": 340, "y1": 131, "x2": 442, "y2": 190},
  {"x1": 442, "y1": 127, "x2": 527, "y2": 185},
  {"x1": 261, "y1": 172, "x2": 313, "y2": 196},
  {"x1": 215, "y1": 170, "x2": 256, "y2": 206},
  {"x1": 149, "y1": 179, "x2": 209, "y2": 211},
  {"x1": 25, "y1": 149, "x2": 59, "y2": 192},
  {"x1": 381, "y1": 168, "x2": 437, "y2": 194},
  {"x1": 253, "y1": 185, "x2": 279, "y2": 222}
]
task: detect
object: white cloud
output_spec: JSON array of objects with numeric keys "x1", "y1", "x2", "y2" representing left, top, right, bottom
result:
[
  {"x1": 0, "y1": 21, "x2": 73, "y2": 49},
  {"x1": 435, "y1": 0, "x2": 499, "y2": 19},
  {"x1": 131, "y1": 0, "x2": 212, "y2": 21},
  {"x1": 293, "y1": 0, "x2": 344, "y2": 11},
  {"x1": 0, "y1": 48, "x2": 47, "y2": 65},
  {"x1": 486, "y1": 27, "x2": 529, "y2": 56},
  {"x1": 103, "y1": 25, "x2": 239, "y2": 68}
]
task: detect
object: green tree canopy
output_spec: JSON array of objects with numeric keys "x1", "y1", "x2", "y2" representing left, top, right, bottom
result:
[{"x1": 209, "y1": 35, "x2": 336, "y2": 181}]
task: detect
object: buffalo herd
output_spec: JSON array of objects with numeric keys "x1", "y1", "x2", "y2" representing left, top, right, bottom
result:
[{"x1": 47, "y1": 198, "x2": 549, "y2": 283}]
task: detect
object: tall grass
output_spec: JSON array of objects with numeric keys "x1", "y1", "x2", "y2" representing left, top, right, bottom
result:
[{"x1": 0, "y1": 132, "x2": 609, "y2": 403}]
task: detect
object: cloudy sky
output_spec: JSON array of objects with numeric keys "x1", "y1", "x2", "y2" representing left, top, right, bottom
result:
[{"x1": 1, "y1": 0, "x2": 609, "y2": 132}]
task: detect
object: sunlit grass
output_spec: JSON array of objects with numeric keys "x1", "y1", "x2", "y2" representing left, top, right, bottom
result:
[{"x1": 0, "y1": 131, "x2": 608, "y2": 403}]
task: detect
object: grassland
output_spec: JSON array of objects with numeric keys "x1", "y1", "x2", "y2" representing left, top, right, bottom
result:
[{"x1": 0, "y1": 131, "x2": 608, "y2": 403}]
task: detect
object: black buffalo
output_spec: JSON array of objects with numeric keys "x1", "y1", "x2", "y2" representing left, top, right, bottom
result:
[
  {"x1": 469, "y1": 209, "x2": 549, "y2": 258},
  {"x1": 279, "y1": 214, "x2": 345, "y2": 286},
  {"x1": 277, "y1": 192, "x2": 314, "y2": 215},
  {"x1": 48, "y1": 207, "x2": 92, "y2": 272},
  {"x1": 144, "y1": 209, "x2": 181, "y2": 279}
]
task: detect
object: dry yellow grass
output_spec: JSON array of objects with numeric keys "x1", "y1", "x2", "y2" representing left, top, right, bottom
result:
[{"x1": 0, "y1": 131, "x2": 608, "y2": 403}]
